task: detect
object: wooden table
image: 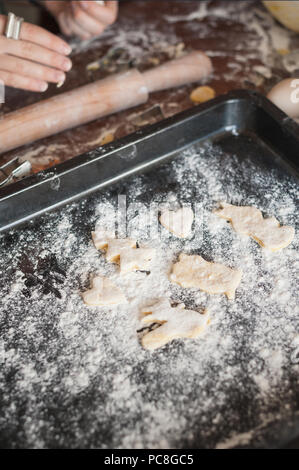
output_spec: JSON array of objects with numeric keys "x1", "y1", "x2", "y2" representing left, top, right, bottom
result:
[{"x1": 1, "y1": 0, "x2": 298, "y2": 173}]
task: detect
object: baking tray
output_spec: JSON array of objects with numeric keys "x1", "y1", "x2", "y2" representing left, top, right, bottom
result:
[
  {"x1": 0, "y1": 90, "x2": 298, "y2": 233},
  {"x1": 0, "y1": 90, "x2": 298, "y2": 449}
]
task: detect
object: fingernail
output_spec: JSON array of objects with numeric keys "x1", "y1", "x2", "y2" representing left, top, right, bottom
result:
[
  {"x1": 62, "y1": 44, "x2": 72, "y2": 55},
  {"x1": 56, "y1": 72, "x2": 66, "y2": 83},
  {"x1": 63, "y1": 58, "x2": 72, "y2": 71},
  {"x1": 40, "y1": 82, "x2": 48, "y2": 92}
]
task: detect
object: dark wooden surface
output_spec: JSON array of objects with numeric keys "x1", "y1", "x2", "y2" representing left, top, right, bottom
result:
[{"x1": 1, "y1": 1, "x2": 298, "y2": 173}]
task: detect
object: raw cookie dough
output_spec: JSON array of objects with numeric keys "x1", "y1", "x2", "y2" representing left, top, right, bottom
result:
[
  {"x1": 120, "y1": 247, "x2": 156, "y2": 274},
  {"x1": 141, "y1": 298, "x2": 209, "y2": 350},
  {"x1": 214, "y1": 202, "x2": 295, "y2": 251},
  {"x1": 159, "y1": 207, "x2": 194, "y2": 238},
  {"x1": 92, "y1": 230, "x2": 115, "y2": 250},
  {"x1": 170, "y1": 253, "x2": 242, "y2": 300},
  {"x1": 82, "y1": 276, "x2": 126, "y2": 306},
  {"x1": 92, "y1": 230, "x2": 136, "y2": 261},
  {"x1": 105, "y1": 239, "x2": 137, "y2": 263},
  {"x1": 92, "y1": 230, "x2": 155, "y2": 273},
  {"x1": 190, "y1": 85, "x2": 215, "y2": 104}
]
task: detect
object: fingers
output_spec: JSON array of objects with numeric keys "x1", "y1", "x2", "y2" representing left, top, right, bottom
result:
[
  {"x1": 0, "y1": 14, "x2": 72, "y2": 90},
  {"x1": 0, "y1": 54, "x2": 66, "y2": 85},
  {"x1": 21, "y1": 22, "x2": 72, "y2": 56},
  {"x1": 57, "y1": 10, "x2": 73, "y2": 37},
  {"x1": 0, "y1": 14, "x2": 71, "y2": 55},
  {"x1": 0, "y1": 14, "x2": 72, "y2": 92},
  {"x1": 79, "y1": 1, "x2": 118, "y2": 26},
  {"x1": 71, "y1": 2, "x2": 105, "y2": 37},
  {"x1": 0, "y1": 69, "x2": 48, "y2": 93},
  {"x1": 60, "y1": 7, "x2": 91, "y2": 40},
  {"x1": 0, "y1": 36, "x2": 72, "y2": 72},
  {"x1": 55, "y1": 1, "x2": 118, "y2": 40}
]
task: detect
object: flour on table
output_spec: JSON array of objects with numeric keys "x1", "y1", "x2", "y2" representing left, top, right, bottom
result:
[
  {"x1": 170, "y1": 253, "x2": 243, "y2": 300},
  {"x1": 159, "y1": 207, "x2": 194, "y2": 238},
  {"x1": 140, "y1": 298, "x2": 210, "y2": 351},
  {"x1": 215, "y1": 202, "x2": 295, "y2": 251},
  {"x1": 82, "y1": 275, "x2": 126, "y2": 306}
]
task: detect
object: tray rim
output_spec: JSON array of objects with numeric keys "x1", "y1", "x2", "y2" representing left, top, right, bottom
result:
[
  {"x1": 1, "y1": 89, "x2": 299, "y2": 197},
  {"x1": 1, "y1": 89, "x2": 298, "y2": 198},
  {"x1": 0, "y1": 89, "x2": 298, "y2": 233}
]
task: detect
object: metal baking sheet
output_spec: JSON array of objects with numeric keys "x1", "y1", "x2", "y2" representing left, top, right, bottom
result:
[
  {"x1": 0, "y1": 90, "x2": 298, "y2": 233},
  {"x1": 0, "y1": 90, "x2": 298, "y2": 449}
]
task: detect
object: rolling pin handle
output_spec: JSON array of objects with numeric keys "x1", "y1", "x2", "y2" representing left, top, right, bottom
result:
[{"x1": 143, "y1": 51, "x2": 212, "y2": 94}]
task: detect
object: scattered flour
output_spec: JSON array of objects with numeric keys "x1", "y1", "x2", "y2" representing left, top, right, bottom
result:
[{"x1": 0, "y1": 136, "x2": 298, "y2": 448}]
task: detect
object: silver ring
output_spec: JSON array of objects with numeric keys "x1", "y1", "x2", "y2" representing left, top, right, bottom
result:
[{"x1": 5, "y1": 12, "x2": 24, "y2": 40}]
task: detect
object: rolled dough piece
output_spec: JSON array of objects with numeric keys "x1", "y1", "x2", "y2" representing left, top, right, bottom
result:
[
  {"x1": 92, "y1": 230, "x2": 136, "y2": 261},
  {"x1": 105, "y1": 239, "x2": 137, "y2": 263},
  {"x1": 141, "y1": 298, "x2": 174, "y2": 315},
  {"x1": 214, "y1": 202, "x2": 295, "y2": 251},
  {"x1": 92, "y1": 230, "x2": 115, "y2": 250},
  {"x1": 141, "y1": 298, "x2": 209, "y2": 350},
  {"x1": 82, "y1": 276, "x2": 126, "y2": 306},
  {"x1": 120, "y1": 247, "x2": 156, "y2": 274},
  {"x1": 190, "y1": 85, "x2": 215, "y2": 104},
  {"x1": 159, "y1": 207, "x2": 194, "y2": 238},
  {"x1": 92, "y1": 229, "x2": 155, "y2": 273},
  {"x1": 170, "y1": 253, "x2": 242, "y2": 300}
]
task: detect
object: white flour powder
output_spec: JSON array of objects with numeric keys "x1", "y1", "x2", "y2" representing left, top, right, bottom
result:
[{"x1": 0, "y1": 138, "x2": 298, "y2": 448}]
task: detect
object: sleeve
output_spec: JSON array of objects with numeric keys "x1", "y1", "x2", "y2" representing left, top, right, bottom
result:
[
  {"x1": 28, "y1": 1, "x2": 48, "y2": 11},
  {"x1": 0, "y1": 1, "x2": 7, "y2": 15}
]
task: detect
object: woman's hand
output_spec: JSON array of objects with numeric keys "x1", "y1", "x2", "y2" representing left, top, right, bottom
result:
[
  {"x1": 55, "y1": 1, "x2": 119, "y2": 41},
  {"x1": 0, "y1": 15, "x2": 72, "y2": 92}
]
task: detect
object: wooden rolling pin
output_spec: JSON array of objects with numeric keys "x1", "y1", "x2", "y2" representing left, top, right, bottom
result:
[{"x1": 0, "y1": 51, "x2": 212, "y2": 154}]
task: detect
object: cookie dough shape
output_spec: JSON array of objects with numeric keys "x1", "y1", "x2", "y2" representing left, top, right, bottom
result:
[
  {"x1": 82, "y1": 276, "x2": 126, "y2": 306},
  {"x1": 105, "y1": 239, "x2": 137, "y2": 263},
  {"x1": 92, "y1": 230, "x2": 155, "y2": 273},
  {"x1": 170, "y1": 253, "x2": 242, "y2": 300},
  {"x1": 190, "y1": 85, "x2": 215, "y2": 104},
  {"x1": 159, "y1": 207, "x2": 194, "y2": 238},
  {"x1": 214, "y1": 202, "x2": 295, "y2": 251},
  {"x1": 120, "y1": 247, "x2": 156, "y2": 274},
  {"x1": 92, "y1": 229, "x2": 115, "y2": 250},
  {"x1": 92, "y1": 229, "x2": 136, "y2": 261},
  {"x1": 141, "y1": 299, "x2": 209, "y2": 350}
]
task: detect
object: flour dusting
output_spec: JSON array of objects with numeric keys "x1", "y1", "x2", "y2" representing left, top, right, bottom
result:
[{"x1": 0, "y1": 134, "x2": 298, "y2": 448}]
